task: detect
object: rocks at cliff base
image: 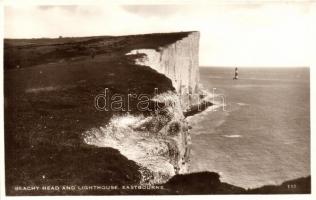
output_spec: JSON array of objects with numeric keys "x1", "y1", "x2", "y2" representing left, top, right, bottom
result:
[{"x1": 83, "y1": 91, "x2": 191, "y2": 184}]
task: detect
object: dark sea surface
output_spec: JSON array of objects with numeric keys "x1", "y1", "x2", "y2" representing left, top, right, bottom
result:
[{"x1": 189, "y1": 67, "x2": 310, "y2": 189}]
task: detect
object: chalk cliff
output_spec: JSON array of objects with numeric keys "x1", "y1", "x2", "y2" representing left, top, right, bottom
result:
[
  {"x1": 84, "y1": 31, "x2": 201, "y2": 184},
  {"x1": 126, "y1": 31, "x2": 200, "y2": 96},
  {"x1": 126, "y1": 31, "x2": 200, "y2": 182}
]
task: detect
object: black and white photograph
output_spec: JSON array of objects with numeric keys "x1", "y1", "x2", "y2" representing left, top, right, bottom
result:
[{"x1": 0, "y1": 0, "x2": 315, "y2": 198}]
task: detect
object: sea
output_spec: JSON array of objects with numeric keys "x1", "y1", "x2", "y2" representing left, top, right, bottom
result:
[{"x1": 188, "y1": 67, "x2": 310, "y2": 189}]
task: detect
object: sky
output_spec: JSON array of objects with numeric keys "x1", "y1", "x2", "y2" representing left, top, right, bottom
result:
[{"x1": 4, "y1": 2, "x2": 316, "y2": 67}]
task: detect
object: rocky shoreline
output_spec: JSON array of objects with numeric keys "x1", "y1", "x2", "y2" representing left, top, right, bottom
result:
[{"x1": 4, "y1": 31, "x2": 310, "y2": 195}]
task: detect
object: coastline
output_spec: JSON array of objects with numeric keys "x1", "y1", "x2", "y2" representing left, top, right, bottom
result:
[{"x1": 4, "y1": 32, "x2": 311, "y2": 195}]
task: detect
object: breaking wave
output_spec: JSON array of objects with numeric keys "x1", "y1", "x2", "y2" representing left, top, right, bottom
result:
[{"x1": 82, "y1": 91, "x2": 190, "y2": 184}]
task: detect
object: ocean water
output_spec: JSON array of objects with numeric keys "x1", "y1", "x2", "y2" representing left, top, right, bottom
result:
[{"x1": 189, "y1": 67, "x2": 310, "y2": 189}]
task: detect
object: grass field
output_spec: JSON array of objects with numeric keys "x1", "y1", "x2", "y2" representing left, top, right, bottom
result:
[{"x1": 4, "y1": 33, "x2": 186, "y2": 195}]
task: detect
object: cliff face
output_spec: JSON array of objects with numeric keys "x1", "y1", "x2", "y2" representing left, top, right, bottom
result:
[
  {"x1": 127, "y1": 31, "x2": 200, "y2": 99},
  {"x1": 125, "y1": 31, "x2": 200, "y2": 181},
  {"x1": 85, "y1": 32, "x2": 200, "y2": 184}
]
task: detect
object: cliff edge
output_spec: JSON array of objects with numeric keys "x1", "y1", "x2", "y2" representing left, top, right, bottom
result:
[{"x1": 84, "y1": 31, "x2": 200, "y2": 184}]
